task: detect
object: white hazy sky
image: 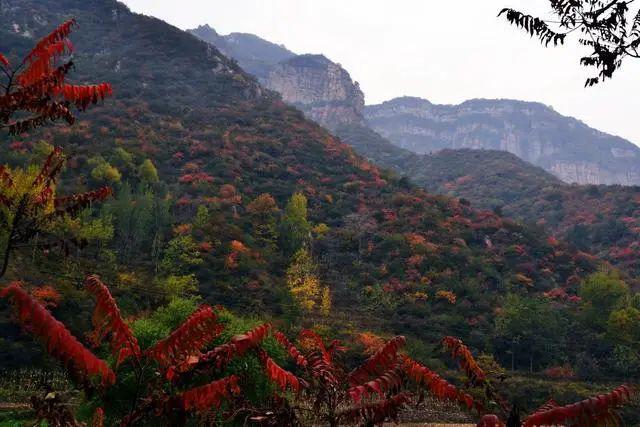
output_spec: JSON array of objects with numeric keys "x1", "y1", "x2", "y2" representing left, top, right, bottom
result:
[{"x1": 121, "y1": 0, "x2": 640, "y2": 146}]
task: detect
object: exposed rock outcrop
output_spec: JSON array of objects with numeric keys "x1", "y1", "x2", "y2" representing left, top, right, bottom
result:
[
  {"x1": 365, "y1": 97, "x2": 640, "y2": 185},
  {"x1": 189, "y1": 26, "x2": 365, "y2": 131},
  {"x1": 264, "y1": 54, "x2": 365, "y2": 130}
]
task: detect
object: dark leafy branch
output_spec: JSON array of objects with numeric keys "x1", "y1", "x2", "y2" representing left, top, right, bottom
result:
[{"x1": 500, "y1": 1, "x2": 640, "y2": 86}]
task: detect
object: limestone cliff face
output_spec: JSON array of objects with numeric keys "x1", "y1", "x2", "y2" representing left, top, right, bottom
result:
[
  {"x1": 365, "y1": 97, "x2": 640, "y2": 185},
  {"x1": 190, "y1": 27, "x2": 364, "y2": 130},
  {"x1": 264, "y1": 55, "x2": 365, "y2": 130}
]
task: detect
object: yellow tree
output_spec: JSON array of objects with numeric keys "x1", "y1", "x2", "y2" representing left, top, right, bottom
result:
[{"x1": 285, "y1": 248, "x2": 322, "y2": 313}]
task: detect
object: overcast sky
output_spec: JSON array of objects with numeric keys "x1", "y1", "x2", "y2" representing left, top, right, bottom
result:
[{"x1": 121, "y1": 0, "x2": 640, "y2": 146}]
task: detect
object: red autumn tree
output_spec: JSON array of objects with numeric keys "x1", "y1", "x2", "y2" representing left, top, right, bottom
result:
[
  {"x1": 0, "y1": 20, "x2": 114, "y2": 278},
  {"x1": 0, "y1": 278, "x2": 635, "y2": 425},
  {"x1": 0, "y1": 19, "x2": 112, "y2": 136}
]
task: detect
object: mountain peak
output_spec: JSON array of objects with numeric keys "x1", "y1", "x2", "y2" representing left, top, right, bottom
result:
[{"x1": 191, "y1": 23, "x2": 220, "y2": 39}]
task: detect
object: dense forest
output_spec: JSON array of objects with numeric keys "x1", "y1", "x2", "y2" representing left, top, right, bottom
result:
[{"x1": 0, "y1": 0, "x2": 638, "y2": 425}]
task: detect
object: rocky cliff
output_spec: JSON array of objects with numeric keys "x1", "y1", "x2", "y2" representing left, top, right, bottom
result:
[
  {"x1": 365, "y1": 97, "x2": 640, "y2": 185},
  {"x1": 189, "y1": 26, "x2": 365, "y2": 131},
  {"x1": 264, "y1": 54, "x2": 365, "y2": 130}
]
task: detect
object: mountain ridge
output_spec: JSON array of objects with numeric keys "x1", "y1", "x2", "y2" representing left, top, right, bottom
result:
[
  {"x1": 366, "y1": 96, "x2": 640, "y2": 185},
  {"x1": 188, "y1": 23, "x2": 640, "y2": 186}
]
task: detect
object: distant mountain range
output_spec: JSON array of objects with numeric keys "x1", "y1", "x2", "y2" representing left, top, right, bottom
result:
[
  {"x1": 366, "y1": 97, "x2": 640, "y2": 186},
  {"x1": 189, "y1": 24, "x2": 640, "y2": 186}
]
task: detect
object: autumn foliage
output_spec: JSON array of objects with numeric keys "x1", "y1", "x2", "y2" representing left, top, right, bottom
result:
[
  {"x1": 0, "y1": 283, "x2": 115, "y2": 388},
  {"x1": 178, "y1": 375, "x2": 241, "y2": 412},
  {"x1": 0, "y1": 145, "x2": 112, "y2": 277},
  {"x1": 0, "y1": 277, "x2": 635, "y2": 425},
  {"x1": 522, "y1": 385, "x2": 633, "y2": 427},
  {"x1": 0, "y1": 19, "x2": 112, "y2": 135},
  {"x1": 146, "y1": 304, "x2": 222, "y2": 378},
  {"x1": 84, "y1": 275, "x2": 141, "y2": 368},
  {"x1": 442, "y1": 336, "x2": 487, "y2": 384}
]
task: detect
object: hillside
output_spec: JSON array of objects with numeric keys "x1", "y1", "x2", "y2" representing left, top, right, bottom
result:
[
  {"x1": 188, "y1": 24, "x2": 295, "y2": 79},
  {"x1": 414, "y1": 149, "x2": 640, "y2": 278},
  {"x1": 2, "y1": 0, "x2": 634, "y2": 387},
  {"x1": 366, "y1": 97, "x2": 640, "y2": 186}
]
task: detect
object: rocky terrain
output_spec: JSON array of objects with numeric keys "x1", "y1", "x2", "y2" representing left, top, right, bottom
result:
[
  {"x1": 265, "y1": 54, "x2": 365, "y2": 130},
  {"x1": 365, "y1": 97, "x2": 640, "y2": 185},
  {"x1": 189, "y1": 27, "x2": 366, "y2": 130}
]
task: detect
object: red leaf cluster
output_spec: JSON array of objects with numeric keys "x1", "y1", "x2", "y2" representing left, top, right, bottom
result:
[
  {"x1": 178, "y1": 172, "x2": 214, "y2": 185},
  {"x1": 200, "y1": 323, "x2": 271, "y2": 369},
  {"x1": 178, "y1": 375, "x2": 241, "y2": 412},
  {"x1": 402, "y1": 355, "x2": 479, "y2": 412},
  {"x1": 477, "y1": 414, "x2": 504, "y2": 427},
  {"x1": 298, "y1": 329, "x2": 342, "y2": 385},
  {"x1": 0, "y1": 283, "x2": 115, "y2": 387},
  {"x1": 348, "y1": 336, "x2": 405, "y2": 386},
  {"x1": 298, "y1": 329, "x2": 339, "y2": 364},
  {"x1": 146, "y1": 305, "x2": 221, "y2": 370},
  {"x1": 337, "y1": 392, "x2": 411, "y2": 425},
  {"x1": 258, "y1": 349, "x2": 304, "y2": 393},
  {"x1": 442, "y1": 336, "x2": 486, "y2": 384},
  {"x1": 1, "y1": 20, "x2": 112, "y2": 135},
  {"x1": 30, "y1": 285, "x2": 62, "y2": 308},
  {"x1": 274, "y1": 331, "x2": 308, "y2": 368},
  {"x1": 60, "y1": 83, "x2": 112, "y2": 110},
  {"x1": 522, "y1": 385, "x2": 633, "y2": 427},
  {"x1": 90, "y1": 407, "x2": 105, "y2": 427},
  {"x1": 84, "y1": 275, "x2": 141, "y2": 367},
  {"x1": 348, "y1": 364, "x2": 404, "y2": 403},
  {"x1": 54, "y1": 186, "x2": 113, "y2": 216}
]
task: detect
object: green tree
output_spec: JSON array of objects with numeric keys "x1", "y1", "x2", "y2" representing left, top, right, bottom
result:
[
  {"x1": 155, "y1": 274, "x2": 199, "y2": 301},
  {"x1": 495, "y1": 294, "x2": 567, "y2": 372},
  {"x1": 279, "y1": 192, "x2": 311, "y2": 255},
  {"x1": 193, "y1": 205, "x2": 210, "y2": 230},
  {"x1": 607, "y1": 306, "x2": 640, "y2": 346},
  {"x1": 160, "y1": 235, "x2": 203, "y2": 275},
  {"x1": 89, "y1": 156, "x2": 121, "y2": 183},
  {"x1": 579, "y1": 271, "x2": 629, "y2": 331},
  {"x1": 139, "y1": 158, "x2": 159, "y2": 184}
]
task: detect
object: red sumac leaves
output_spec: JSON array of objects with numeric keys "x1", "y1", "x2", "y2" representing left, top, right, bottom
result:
[
  {"x1": 442, "y1": 336, "x2": 486, "y2": 384},
  {"x1": 522, "y1": 385, "x2": 634, "y2": 427},
  {"x1": 349, "y1": 336, "x2": 405, "y2": 386},
  {"x1": 178, "y1": 375, "x2": 241, "y2": 412},
  {"x1": 258, "y1": 349, "x2": 304, "y2": 393},
  {"x1": 146, "y1": 305, "x2": 221, "y2": 371},
  {"x1": 403, "y1": 355, "x2": 479, "y2": 412},
  {"x1": 0, "y1": 283, "x2": 115, "y2": 387},
  {"x1": 84, "y1": 275, "x2": 141, "y2": 367},
  {"x1": 274, "y1": 331, "x2": 308, "y2": 368}
]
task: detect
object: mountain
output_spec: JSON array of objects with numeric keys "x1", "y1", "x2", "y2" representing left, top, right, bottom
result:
[
  {"x1": 0, "y1": 0, "x2": 604, "y2": 367},
  {"x1": 413, "y1": 149, "x2": 640, "y2": 279},
  {"x1": 365, "y1": 97, "x2": 640, "y2": 186},
  {"x1": 189, "y1": 26, "x2": 366, "y2": 131},
  {"x1": 188, "y1": 24, "x2": 295, "y2": 79},
  {"x1": 264, "y1": 54, "x2": 366, "y2": 130}
]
